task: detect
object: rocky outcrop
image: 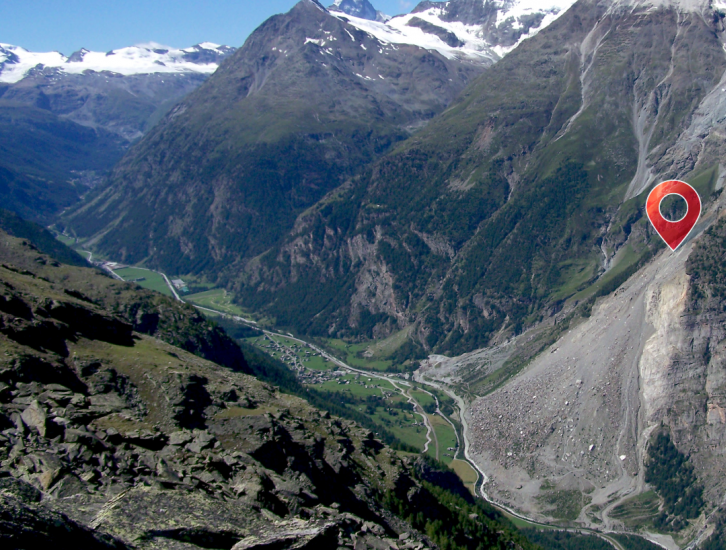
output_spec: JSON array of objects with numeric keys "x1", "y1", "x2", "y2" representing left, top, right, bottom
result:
[{"x1": 0, "y1": 230, "x2": 480, "y2": 550}]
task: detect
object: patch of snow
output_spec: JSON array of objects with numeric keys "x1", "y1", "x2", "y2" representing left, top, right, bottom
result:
[
  {"x1": 609, "y1": 0, "x2": 712, "y2": 10},
  {"x1": 0, "y1": 42, "x2": 232, "y2": 84},
  {"x1": 335, "y1": 11, "x2": 495, "y2": 62},
  {"x1": 198, "y1": 42, "x2": 222, "y2": 50},
  {"x1": 333, "y1": 0, "x2": 578, "y2": 63}
]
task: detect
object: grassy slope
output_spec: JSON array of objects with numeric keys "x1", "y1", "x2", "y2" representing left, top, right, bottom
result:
[{"x1": 0, "y1": 209, "x2": 88, "y2": 267}]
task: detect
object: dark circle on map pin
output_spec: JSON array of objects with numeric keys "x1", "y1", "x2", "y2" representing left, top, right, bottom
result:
[{"x1": 646, "y1": 180, "x2": 701, "y2": 251}]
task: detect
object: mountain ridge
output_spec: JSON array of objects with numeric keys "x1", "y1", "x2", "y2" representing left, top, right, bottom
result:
[{"x1": 0, "y1": 42, "x2": 235, "y2": 84}]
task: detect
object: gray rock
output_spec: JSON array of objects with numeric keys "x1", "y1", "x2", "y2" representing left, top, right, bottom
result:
[
  {"x1": 186, "y1": 432, "x2": 215, "y2": 454},
  {"x1": 21, "y1": 401, "x2": 46, "y2": 437},
  {"x1": 168, "y1": 430, "x2": 193, "y2": 446},
  {"x1": 232, "y1": 519, "x2": 339, "y2": 549},
  {"x1": 0, "y1": 482, "x2": 127, "y2": 549}
]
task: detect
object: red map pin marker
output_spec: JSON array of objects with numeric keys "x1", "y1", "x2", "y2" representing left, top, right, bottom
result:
[{"x1": 646, "y1": 180, "x2": 701, "y2": 251}]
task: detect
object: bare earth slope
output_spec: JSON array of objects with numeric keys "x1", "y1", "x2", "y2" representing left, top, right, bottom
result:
[{"x1": 418, "y1": 184, "x2": 726, "y2": 548}]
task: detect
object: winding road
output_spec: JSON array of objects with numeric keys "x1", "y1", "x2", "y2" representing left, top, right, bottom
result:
[{"x1": 101, "y1": 259, "x2": 658, "y2": 550}]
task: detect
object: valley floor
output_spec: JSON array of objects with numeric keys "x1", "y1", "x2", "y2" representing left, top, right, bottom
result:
[{"x1": 58, "y1": 232, "x2": 700, "y2": 550}]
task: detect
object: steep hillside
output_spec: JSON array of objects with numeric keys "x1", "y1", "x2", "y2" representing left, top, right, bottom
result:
[
  {"x1": 0, "y1": 104, "x2": 124, "y2": 222},
  {"x1": 0, "y1": 230, "x2": 538, "y2": 550},
  {"x1": 0, "y1": 208, "x2": 88, "y2": 267},
  {"x1": 232, "y1": 0, "x2": 726, "y2": 355},
  {"x1": 65, "y1": 0, "x2": 488, "y2": 275},
  {"x1": 0, "y1": 43, "x2": 234, "y2": 222},
  {"x1": 415, "y1": 175, "x2": 726, "y2": 546}
]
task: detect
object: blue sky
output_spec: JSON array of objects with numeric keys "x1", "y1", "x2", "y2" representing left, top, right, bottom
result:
[{"x1": 1, "y1": 1, "x2": 416, "y2": 54}]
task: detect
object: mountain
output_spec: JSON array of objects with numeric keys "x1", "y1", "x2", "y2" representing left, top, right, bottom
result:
[
  {"x1": 64, "y1": 0, "x2": 581, "y2": 297},
  {"x1": 0, "y1": 43, "x2": 235, "y2": 222},
  {"x1": 64, "y1": 0, "x2": 494, "y2": 275},
  {"x1": 0, "y1": 42, "x2": 235, "y2": 143},
  {"x1": 0, "y1": 43, "x2": 234, "y2": 84},
  {"x1": 341, "y1": 0, "x2": 577, "y2": 61},
  {"x1": 329, "y1": 0, "x2": 390, "y2": 21},
  {"x1": 215, "y1": 0, "x2": 725, "y2": 356},
  {"x1": 0, "y1": 229, "x2": 537, "y2": 550},
  {"x1": 11, "y1": 0, "x2": 726, "y2": 546}
]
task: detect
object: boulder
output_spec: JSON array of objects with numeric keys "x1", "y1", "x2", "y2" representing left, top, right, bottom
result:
[{"x1": 21, "y1": 401, "x2": 46, "y2": 437}]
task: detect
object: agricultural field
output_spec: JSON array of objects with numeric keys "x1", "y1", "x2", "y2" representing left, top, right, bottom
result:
[
  {"x1": 316, "y1": 373, "x2": 394, "y2": 396},
  {"x1": 55, "y1": 234, "x2": 77, "y2": 246},
  {"x1": 309, "y1": 373, "x2": 428, "y2": 450},
  {"x1": 321, "y1": 339, "x2": 394, "y2": 371},
  {"x1": 113, "y1": 267, "x2": 172, "y2": 296},
  {"x1": 428, "y1": 413, "x2": 457, "y2": 463},
  {"x1": 410, "y1": 389, "x2": 436, "y2": 411},
  {"x1": 184, "y1": 288, "x2": 249, "y2": 316},
  {"x1": 450, "y1": 459, "x2": 478, "y2": 496}
]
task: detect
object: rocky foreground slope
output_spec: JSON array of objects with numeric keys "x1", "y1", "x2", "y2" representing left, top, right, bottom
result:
[{"x1": 0, "y1": 230, "x2": 535, "y2": 550}]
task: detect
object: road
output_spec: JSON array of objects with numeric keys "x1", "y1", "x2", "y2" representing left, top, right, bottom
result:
[
  {"x1": 260, "y1": 332, "x2": 436, "y2": 454},
  {"x1": 102, "y1": 260, "x2": 651, "y2": 550}
]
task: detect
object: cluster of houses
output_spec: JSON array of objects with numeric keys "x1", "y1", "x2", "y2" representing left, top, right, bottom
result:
[{"x1": 171, "y1": 279, "x2": 190, "y2": 293}]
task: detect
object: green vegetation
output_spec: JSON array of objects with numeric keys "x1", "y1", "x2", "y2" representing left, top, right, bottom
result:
[
  {"x1": 235, "y1": 340, "x2": 419, "y2": 453},
  {"x1": 519, "y1": 529, "x2": 612, "y2": 550},
  {"x1": 609, "y1": 491, "x2": 660, "y2": 529},
  {"x1": 185, "y1": 288, "x2": 250, "y2": 316},
  {"x1": 384, "y1": 477, "x2": 538, "y2": 550},
  {"x1": 700, "y1": 512, "x2": 726, "y2": 550},
  {"x1": 535, "y1": 490, "x2": 590, "y2": 521},
  {"x1": 428, "y1": 414, "x2": 458, "y2": 463},
  {"x1": 0, "y1": 104, "x2": 126, "y2": 222},
  {"x1": 411, "y1": 389, "x2": 436, "y2": 412},
  {"x1": 309, "y1": 377, "x2": 428, "y2": 450},
  {"x1": 0, "y1": 209, "x2": 87, "y2": 267},
  {"x1": 55, "y1": 234, "x2": 77, "y2": 247},
  {"x1": 688, "y1": 214, "x2": 726, "y2": 308},
  {"x1": 610, "y1": 534, "x2": 664, "y2": 550},
  {"x1": 645, "y1": 431, "x2": 704, "y2": 530},
  {"x1": 113, "y1": 267, "x2": 172, "y2": 297},
  {"x1": 321, "y1": 338, "x2": 395, "y2": 371},
  {"x1": 450, "y1": 459, "x2": 478, "y2": 495}
]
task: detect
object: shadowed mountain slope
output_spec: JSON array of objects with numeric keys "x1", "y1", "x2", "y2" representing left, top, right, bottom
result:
[
  {"x1": 232, "y1": 0, "x2": 726, "y2": 354},
  {"x1": 65, "y1": 0, "x2": 487, "y2": 276}
]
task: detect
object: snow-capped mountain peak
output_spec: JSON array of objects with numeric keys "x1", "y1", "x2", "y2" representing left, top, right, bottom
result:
[
  {"x1": 331, "y1": 0, "x2": 578, "y2": 63},
  {"x1": 328, "y1": 0, "x2": 390, "y2": 22},
  {"x1": 0, "y1": 42, "x2": 235, "y2": 84}
]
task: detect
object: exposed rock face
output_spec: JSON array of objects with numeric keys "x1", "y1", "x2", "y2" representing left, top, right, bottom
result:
[
  {"x1": 0, "y1": 477, "x2": 127, "y2": 549},
  {"x1": 419, "y1": 188, "x2": 726, "y2": 544}
]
